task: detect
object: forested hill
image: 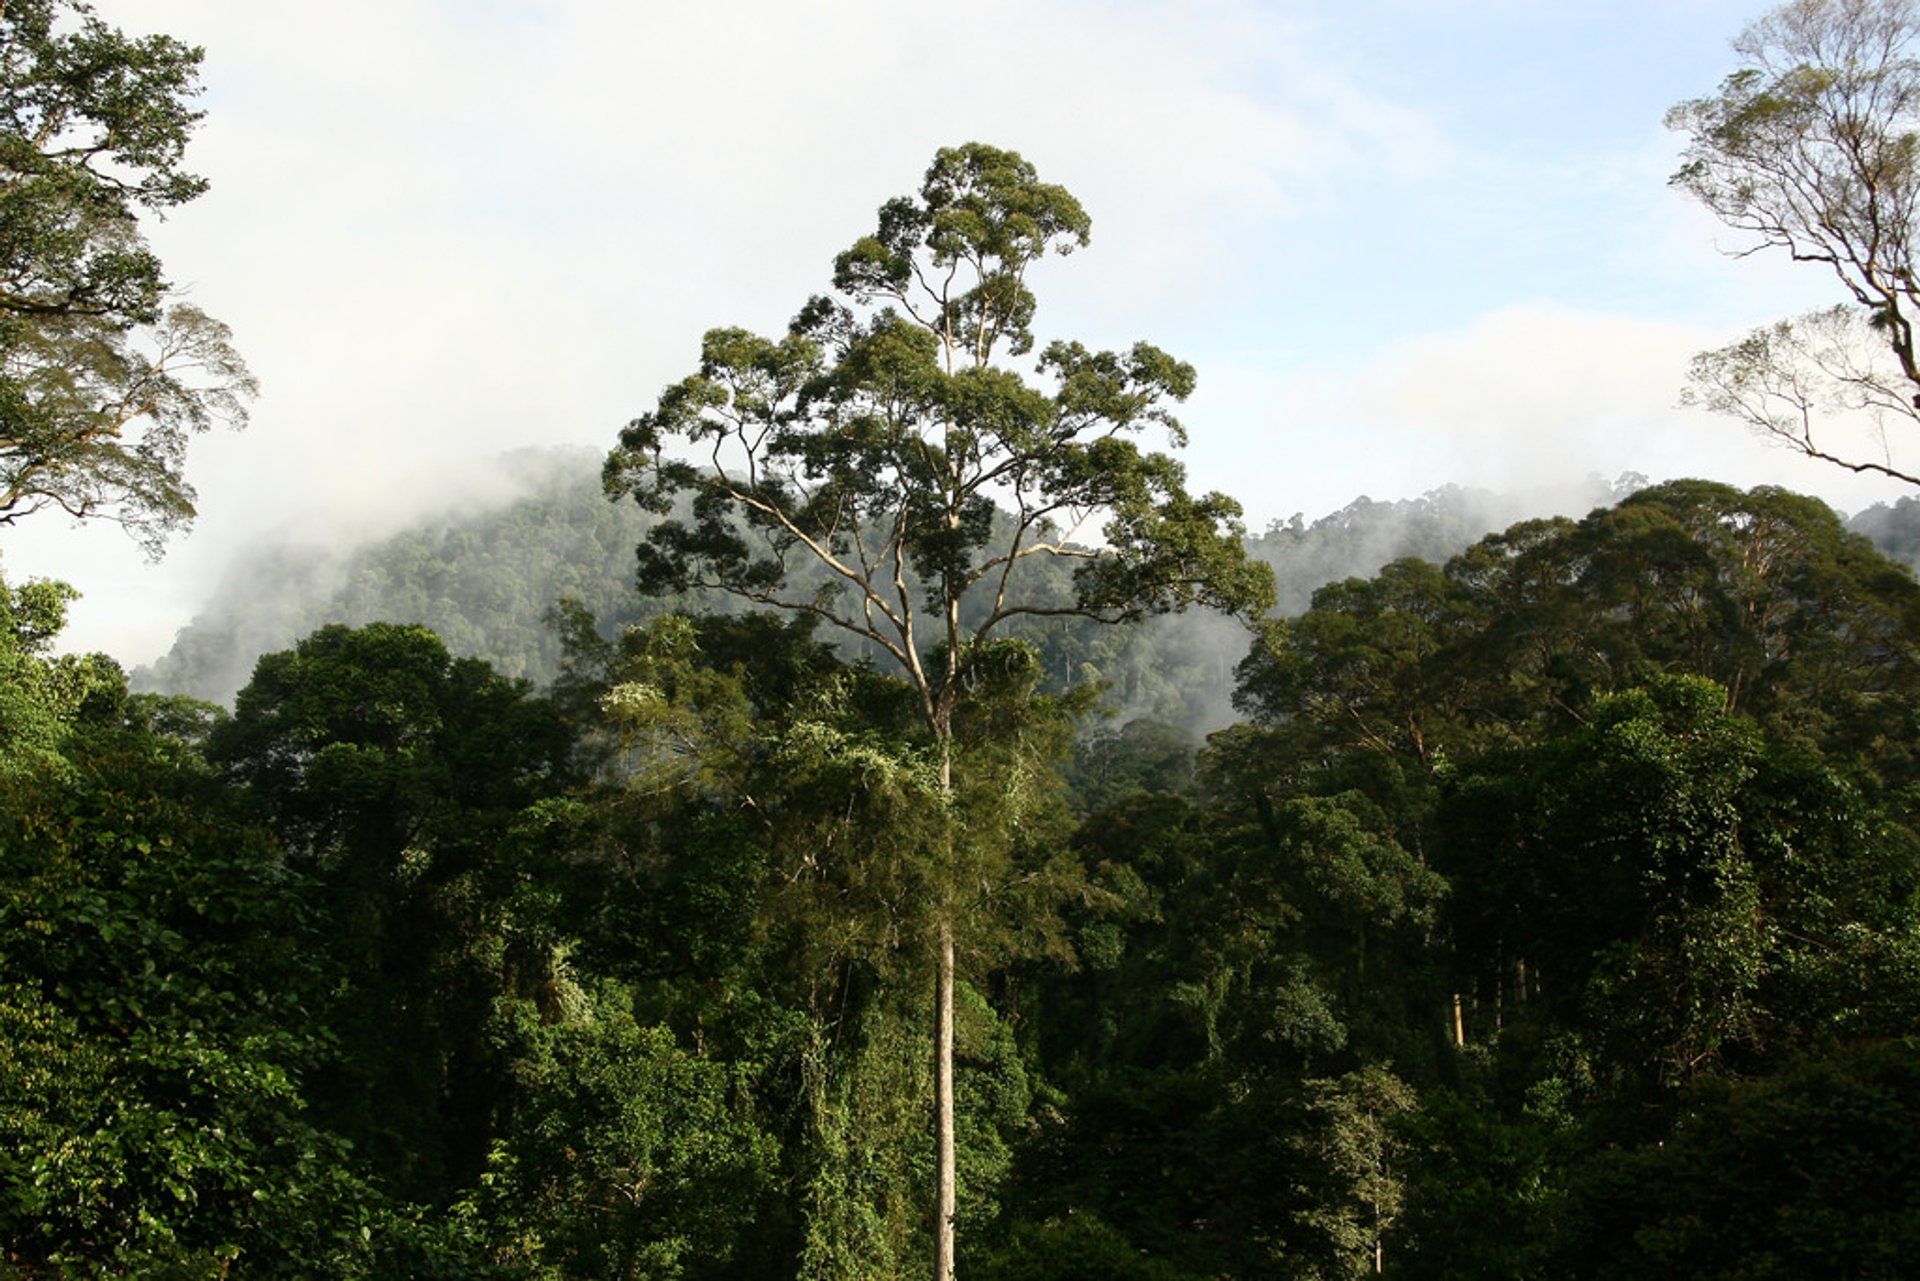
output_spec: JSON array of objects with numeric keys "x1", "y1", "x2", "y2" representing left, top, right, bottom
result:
[
  {"x1": 133, "y1": 448, "x2": 655, "y2": 703},
  {"x1": 1847, "y1": 493, "x2": 1920, "y2": 571},
  {"x1": 134, "y1": 448, "x2": 1642, "y2": 710}
]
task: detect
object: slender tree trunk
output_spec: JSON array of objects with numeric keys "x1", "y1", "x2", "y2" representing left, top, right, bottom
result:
[
  {"x1": 933, "y1": 734, "x2": 957, "y2": 1281},
  {"x1": 934, "y1": 920, "x2": 956, "y2": 1280}
]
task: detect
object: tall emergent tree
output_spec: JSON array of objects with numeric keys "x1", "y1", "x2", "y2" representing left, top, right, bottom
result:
[
  {"x1": 0, "y1": 0, "x2": 254, "y2": 555},
  {"x1": 605, "y1": 142, "x2": 1274, "y2": 1278},
  {"x1": 1669, "y1": 0, "x2": 1920, "y2": 484}
]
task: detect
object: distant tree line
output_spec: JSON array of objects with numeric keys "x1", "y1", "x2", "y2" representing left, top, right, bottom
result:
[{"x1": 134, "y1": 450, "x2": 1642, "y2": 716}]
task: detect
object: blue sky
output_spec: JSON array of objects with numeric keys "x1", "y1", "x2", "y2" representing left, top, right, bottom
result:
[{"x1": 8, "y1": 0, "x2": 1908, "y2": 662}]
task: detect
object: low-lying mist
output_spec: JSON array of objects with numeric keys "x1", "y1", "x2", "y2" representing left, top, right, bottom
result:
[{"x1": 138, "y1": 451, "x2": 1920, "y2": 751}]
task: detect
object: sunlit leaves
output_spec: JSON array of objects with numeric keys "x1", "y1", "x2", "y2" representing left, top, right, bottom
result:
[
  {"x1": 0, "y1": 663, "x2": 372, "y2": 1272},
  {"x1": 0, "y1": 1, "x2": 253, "y2": 554},
  {"x1": 0, "y1": 572, "x2": 117, "y2": 780},
  {"x1": 467, "y1": 990, "x2": 780, "y2": 1280},
  {"x1": 605, "y1": 142, "x2": 1271, "y2": 718},
  {"x1": 1669, "y1": 0, "x2": 1920, "y2": 482}
]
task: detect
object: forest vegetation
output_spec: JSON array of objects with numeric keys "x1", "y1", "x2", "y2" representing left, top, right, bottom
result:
[
  {"x1": 9, "y1": 0, "x2": 1920, "y2": 1277},
  {"x1": 17, "y1": 475, "x2": 1920, "y2": 1279}
]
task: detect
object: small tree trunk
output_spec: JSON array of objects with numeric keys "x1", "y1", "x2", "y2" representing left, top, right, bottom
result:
[
  {"x1": 934, "y1": 733, "x2": 957, "y2": 1281},
  {"x1": 934, "y1": 920, "x2": 956, "y2": 1281}
]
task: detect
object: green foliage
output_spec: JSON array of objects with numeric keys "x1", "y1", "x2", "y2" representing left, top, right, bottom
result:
[
  {"x1": 992, "y1": 762, "x2": 1440, "y2": 1276},
  {"x1": 1061, "y1": 717, "x2": 1197, "y2": 816},
  {"x1": 606, "y1": 141, "x2": 1272, "y2": 735},
  {"x1": 1235, "y1": 480, "x2": 1920, "y2": 792},
  {"x1": 138, "y1": 448, "x2": 662, "y2": 703},
  {"x1": 1003, "y1": 1063, "x2": 1417, "y2": 1280},
  {"x1": 1391, "y1": 1085, "x2": 1578, "y2": 1280},
  {"x1": 1143, "y1": 480, "x2": 1920, "y2": 1276},
  {"x1": 1546, "y1": 1038, "x2": 1920, "y2": 1280},
  {"x1": 1440, "y1": 678, "x2": 1756, "y2": 1082},
  {"x1": 1232, "y1": 488, "x2": 1920, "y2": 1275},
  {"x1": 1246, "y1": 479, "x2": 1643, "y2": 617},
  {"x1": 19, "y1": 464, "x2": 1920, "y2": 1276},
  {"x1": 134, "y1": 454, "x2": 1592, "y2": 744},
  {"x1": 608, "y1": 144, "x2": 1273, "y2": 1272},
  {"x1": 578, "y1": 613, "x2": 946, "y2": 976},
  {"x1": 1438, "y1": 674, "x2": 1920, "y2": 1097},
  {"x1": 208, "y1": 623, "x2": 579, "y2": 1206},
  {"x1": 788, "y1": 982, "x2": 1034, "y2": 1280},
  {"x1": 975, "y1": 1213, "x2": 1209, "y2": 1281},
  {"x1": 794, "y1": 994, "x2": 929, "y2": 1281},
  {"x1": 0, "y1": 0, "x2": 253, "y2": 553},
  {"x1": 0, "y1": 634, "x2": 393, "y2": 1274},
  {"x1": 212, "y1": 621, "x2": 573, "y2": 859},
  {"x1": 0, "y1": 573, "x2": 117, "y2": 780},
  {"x1": 467, "y1": 987, "x2": 780, "y2": 1281},
  {"x1": 548, "y1": 611, "x2": 1072, "y2": 1275},
  {"x1": 1285, "y1": 1067, "x2": 1419, "y2": 1280}
]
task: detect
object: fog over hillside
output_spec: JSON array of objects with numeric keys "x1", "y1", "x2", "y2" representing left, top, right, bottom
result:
[
  {"x1": 134, "y1": 450, "x2": 1652, "y2": 723},
  {"x1": 133, "y1": 448, "x2": 648, "y2": 704},
  {"x1": 142, "y1": 446, "x2": 1920, "y2": 742}
]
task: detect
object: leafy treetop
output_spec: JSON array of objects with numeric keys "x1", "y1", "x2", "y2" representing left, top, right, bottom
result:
[
  {"x1": 605, "y1": 142, "x2": 1273, "y2": 740},
  {"x1": 0, "y1": 0, "x2": 253, "y2": 555},
  {"x1": 1669, "y1": 0, "x2": 1920, "y2": 484}
]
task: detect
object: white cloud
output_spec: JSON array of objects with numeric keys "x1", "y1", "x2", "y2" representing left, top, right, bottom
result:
[
  {"x1": 35, "y1": 1, "x2": 1887, "y2": 667},
  {"x1": 1182, "y1": 303, "x2": 1919, "y2": 528},
  {"x1": 18, "y1": 0, "x2": 1453, "y2": 661}
]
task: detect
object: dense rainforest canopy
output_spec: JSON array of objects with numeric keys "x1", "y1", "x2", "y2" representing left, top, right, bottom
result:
[
  {"x1": 12, "y1": 0, "x2": 1920, "y2": 1275},
  {"x1": 10, "y1": 473, "x2": 1920, "y2": 1277}
]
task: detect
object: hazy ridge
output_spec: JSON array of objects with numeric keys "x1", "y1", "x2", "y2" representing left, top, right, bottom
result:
[{"x1": 133, "y1": 450, "x2": 1664, "y2": 719}]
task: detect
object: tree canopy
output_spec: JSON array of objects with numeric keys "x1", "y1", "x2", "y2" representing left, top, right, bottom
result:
[
  {"x1": 606, "y1": 142, "x2": 1272, "y2": 739},
  {"x1": 0, "y1": 0, "x2": 253, "y2": 554},
  {"x1": 1670, "y1": 0, "x2": 1920, "y2": 484},
  {"x1": 17, "y1": 471, "x2": 1920, "y2": 1274}
]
